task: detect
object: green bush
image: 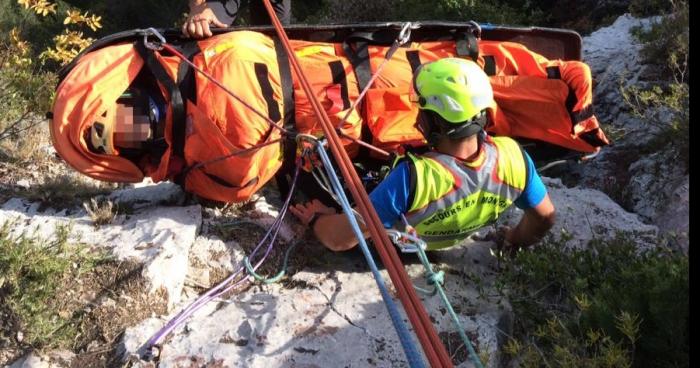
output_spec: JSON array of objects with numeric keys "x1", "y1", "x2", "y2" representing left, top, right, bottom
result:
[
  {"x1": 628, "y1": 0, "x2": 674, "y2": 17},
  {"x1": 630, "y1": 1, "x2": 689, "y2": 82},
  {"x1": 0, "y1": 222, "x2": 106, "y2": 347},
  {"x1": 498, "y1": 234, "x2": 688, "y2": 367}
]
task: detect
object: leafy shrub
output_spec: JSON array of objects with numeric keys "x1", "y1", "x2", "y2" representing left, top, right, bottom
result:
[
  {"x1": 305, "y1": 0, "x2": 546, "y2": 27},
  {"x1": 623, "y1": 1, "x2": 688, "y2": 166},
  {"x1": 628, "y1": 0, "x2": 674, "y2": 17},
  {"x1": 498, "y1": 234, "x2": 688, "y2": 367},
  {"x1": 0, "y1": 222, "x2": 105, "y2": 347},
  {"x1": 630, "y1": 0, "x2": 688, "y2": 83},
  {"x1": 0, "y1": 0, "x2": 104, "y2": 162}
]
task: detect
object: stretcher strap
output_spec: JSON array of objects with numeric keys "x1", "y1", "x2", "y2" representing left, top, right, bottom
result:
[{"x1": 135, "y1": 42, "x2": 187, "y2": 158}]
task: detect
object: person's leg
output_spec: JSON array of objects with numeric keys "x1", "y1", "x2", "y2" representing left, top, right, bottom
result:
[
  {"x1": 248, "y1": 0, "x2": 291, "y2": 25},
  {"x1": 205, "y1": 0, "x2": 243, "y2": 25}
]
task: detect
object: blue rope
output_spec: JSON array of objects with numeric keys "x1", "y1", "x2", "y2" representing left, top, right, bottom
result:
[{"x1": 314, "y1": 141, "x2": 426, "y2": 368}]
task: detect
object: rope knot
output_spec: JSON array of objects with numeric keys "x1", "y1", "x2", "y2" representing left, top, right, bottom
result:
[{"x1": 427, "y1": 270, "x2": 445, "y2": 286}]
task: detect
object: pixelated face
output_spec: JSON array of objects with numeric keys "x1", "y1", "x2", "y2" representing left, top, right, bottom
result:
[{"x1": 113, "y1": 101, "x2": 151, "y2": 149}]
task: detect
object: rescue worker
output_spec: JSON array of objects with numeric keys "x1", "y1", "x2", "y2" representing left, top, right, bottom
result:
[
  {"x1": 183, "y1": 0, "x2": 291, "y2": 39},
  {"x1": 290, "y1": 58, "x2": 556, "y2": 252}
]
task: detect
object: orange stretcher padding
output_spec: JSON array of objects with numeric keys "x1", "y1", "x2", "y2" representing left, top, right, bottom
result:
[{"x1": 51, "y1": 31, "x2": 608, "y2": 203}]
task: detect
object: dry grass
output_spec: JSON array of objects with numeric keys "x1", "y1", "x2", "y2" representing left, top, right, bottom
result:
[{"x1": 83, "y1": 198, "x2": 117, "y2": 226}]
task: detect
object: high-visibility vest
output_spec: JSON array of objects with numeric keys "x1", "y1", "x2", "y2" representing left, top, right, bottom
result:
[{"x1": 402, "y1": 136, "x2": 527, "y2": 250}]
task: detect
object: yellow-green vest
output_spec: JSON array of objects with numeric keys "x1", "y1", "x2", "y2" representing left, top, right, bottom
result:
[{"x1": 402, "y1": 136, "x2": 528, "y2": 250}]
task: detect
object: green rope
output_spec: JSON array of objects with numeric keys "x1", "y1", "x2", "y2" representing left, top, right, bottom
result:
[
  {"x1": 244, "y1": 241, "x2": 299, "y2": 284},
  {"x1": 413, "y1": 244, "x2": 485, "y2": 368}
]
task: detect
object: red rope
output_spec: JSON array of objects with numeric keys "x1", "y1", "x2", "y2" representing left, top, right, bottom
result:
[{"x1": 261, "y1": 1, "x2": 452, "y2": 366}]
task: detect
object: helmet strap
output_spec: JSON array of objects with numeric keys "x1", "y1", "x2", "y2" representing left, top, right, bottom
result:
[{"x1": 417, "y1": 109, "x2": 488, "y2": 147}]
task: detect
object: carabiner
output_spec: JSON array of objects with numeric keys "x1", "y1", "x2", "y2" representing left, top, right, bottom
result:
[
  {"x1": 397, "y1": 22, "x2": 413, "y2": 46},
  {"x1": 387, "y1": 229, "x2": 427, "y2": 253},
  {"x1": 142, "y1": 27, "x2": 166, "y2": 51},
  {"x1": 466, "y1": 21, "x2": 482, "y2": 39}
]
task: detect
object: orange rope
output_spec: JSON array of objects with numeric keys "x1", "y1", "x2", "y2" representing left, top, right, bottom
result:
[{"x1": 261, "y1": 1, "x2": 452, "y2": 366}]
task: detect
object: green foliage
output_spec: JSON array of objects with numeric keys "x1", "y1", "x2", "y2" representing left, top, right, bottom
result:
[
  {"x1": 628, "y1": 0, "x2": 674, "y2": 17},
  {"x1": 622, "y1": 0, "x2": 689, "y2": 167},
  {"x1": 630, "y1": 1, "x2": 689, "y2": 82},
  {"x1": 307, "y1": 0, "x2": 546, "y2": 27},
  {"x1": 61, "y1": 0, "x2": 188, "y2": 36},
  {"x1": 498, "y1": 234, "x2": 688, "y2": 367},
  {"x1": 0, "y1": 222, "x2": 106, "y2": 347},
  {"x1": 0, "y1": 38, "x2": 57, "y2": 161}
]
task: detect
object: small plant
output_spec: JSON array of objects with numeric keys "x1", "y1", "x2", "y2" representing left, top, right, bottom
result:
[
  {"x1": 498, "y1": 233, "x2": 688, "y2": 367},
  {"x1": 83, "y1": 197, "x2": 117, "y2": 226},
  {"x1": 0, "y1": 0, "x2": 104, "y2": 164},
  {"x1": 0, "y1": 222, "x2": 106, "y2": 348},
  {"x1": 630, "y1": 1, "x2": 688, "y2": 83},
  {"x1": 621, "y1": 0, "x2": 689, "y2": 166}
]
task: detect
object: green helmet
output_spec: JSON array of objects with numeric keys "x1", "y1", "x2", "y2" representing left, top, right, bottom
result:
[{"x1": 412, "y1": 58, "x2": 493, "y2": 124}]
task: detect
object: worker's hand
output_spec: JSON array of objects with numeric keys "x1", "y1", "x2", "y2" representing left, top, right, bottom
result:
[
  {"x1": 182, "y1": 2, "x2": 227, "y2": 39},
  {"x1": 478, "y1": 225, "x2": 519, "y2": 257},
  {"x1": 289, "y1": 199, "x2": 337, "y2": 227}
]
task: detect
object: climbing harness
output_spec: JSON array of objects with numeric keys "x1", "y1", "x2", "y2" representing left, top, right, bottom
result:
[{"x1": 262, "y1": 1, "x2": 453, "y2": 365}]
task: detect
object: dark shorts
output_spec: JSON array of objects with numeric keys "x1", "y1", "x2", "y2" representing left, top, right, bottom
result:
[{"x1": 206, "y1": 0, "x2": 291, "y2": 25}]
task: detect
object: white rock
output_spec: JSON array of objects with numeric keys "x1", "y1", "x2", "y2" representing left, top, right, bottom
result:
[
  {"x1": 107, "y1": 182, "x2": 185, "y2": 210},
  {"x1": 499, "y1": 177, "x2": 658, "y2": 249},
  {"x1": 123, "y1": 240, "x2": 510, "y2": 368},
  {"x1": 0, "y1": 199, "x2": 202, "y2": 309},
  {"x1": 187, "y1": 235, "x2": 245, "y2": 288},
  {"x1": 8, "y1": 350, "x2": 74, "y2": 368}
]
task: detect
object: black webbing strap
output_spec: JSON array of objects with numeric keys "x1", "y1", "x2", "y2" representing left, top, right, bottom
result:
[
  {"x1": 254, "y1": 63, "x2": 282, "y2": 123},
  {"x1": 546, "y1": 65, "x2": 593, "y2": 132},
  {"x1": 176, "y1": 42, "x2": 201, "y2": 106},
  {"x1": 135, "y1": 42, "x2": 186, "y2": 159},
  {"x1": 456, "y1": 32, "x2": 479, "y2": 61},
  {"x1": 571, "y1": 105, "x2": 595, "y2": 123},
  {"x1": 341, "y1": 29, "x2": 397, "y2": 92},
  {"x1": 272, "y1": 36, "x2": 295, "y2": 132},
  {"x1": 579, "y1": 128, "x2": 608, "y2": 147},
  {"x1": 342, "y1": 40, "x2": 372, "y2": 92},
  {"x1": 483, "y1": 55, "x2": 496, "y2": 76},
  {"x1": 546, "y1": 66, "x2": 562, "y2": 79},
  {"x1": 328, "y1": 60, "x2": 351, "y2": 110},
  {"x1": 406, "y1": 50, "x2": 422, "y2": 73},
  {"x1": 271, "y1": 35, "x2": 297, "y2": 201}
]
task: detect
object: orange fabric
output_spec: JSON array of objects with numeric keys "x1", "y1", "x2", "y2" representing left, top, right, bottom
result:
[
  {"x1": 51, "y1": 31, "x2": 287, "y2": 202},
  {"x1": 289, "y1": 40, "x2": 363, "y2": 157},
  {"x1": 53, "y1": 30, "x2": 608, "y2": 204},
  {"x1": 51, "y1": 43, "x2": 146, "y2": 183},
  {"x1": 363, "y1": 40, "x2": 607, "y2": 154}
]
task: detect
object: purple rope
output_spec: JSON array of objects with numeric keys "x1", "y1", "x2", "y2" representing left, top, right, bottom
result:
[{"x1": 144, "y1": 165, "x2": 300, "y2": 350}]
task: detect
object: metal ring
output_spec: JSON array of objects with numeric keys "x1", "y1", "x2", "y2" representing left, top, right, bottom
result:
[
  {"x1": 386, "y1": 229, "x2": 427, "y2": 253},
  {"x1": 398, "y1": 22, "x2": 413, "y2": 46},
  {"x1": 295, "y1": 133, "x2": 320, "y2": 146},
  {"x1": 142, "y1": 27, "x2": 166, "y2": 50},
  {"x1": 466, "y1": 21, "x2": 482, "y2": 39}
]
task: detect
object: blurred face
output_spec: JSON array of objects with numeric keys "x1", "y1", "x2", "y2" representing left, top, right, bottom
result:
[{"x1": 113, "y1": 101, "x2": 151, "y2": 149}]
